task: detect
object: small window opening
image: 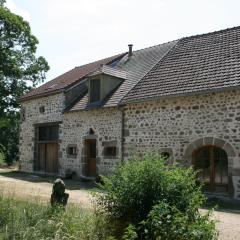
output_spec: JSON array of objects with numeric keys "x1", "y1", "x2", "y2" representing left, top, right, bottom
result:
[
  {"x1": 39, "y1": 106, "x2": 45, "y2": 113},
  {"x1": 89, "y1": 128, "x2": 95, "y2": 135},
  {"x1": 104, "y1": 146, "x2": 117, "y2": 157},
  {"x1": 161, "y1": 152, "x2": 170, "y2": 159},
  {"x1": 67, "y1": 146, "x2": 77, "y2": 157}
]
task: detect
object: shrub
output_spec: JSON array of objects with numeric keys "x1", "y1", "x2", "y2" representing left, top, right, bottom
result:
[
  {"x1": 141, "y1": 201, "x2": 216, "y2": 240},
  {"x1": 97, "y1": 153, "x2": 217, "y2": 239}
]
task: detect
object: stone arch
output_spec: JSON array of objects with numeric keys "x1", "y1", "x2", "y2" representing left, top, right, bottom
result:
[{"x1": 184, "y1": 137, "x2": 236, "y2": 174}]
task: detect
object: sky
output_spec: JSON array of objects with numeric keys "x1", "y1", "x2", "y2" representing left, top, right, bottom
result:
[{"x1": 5, "y1": 0, "x2": 240, "y2": 84}]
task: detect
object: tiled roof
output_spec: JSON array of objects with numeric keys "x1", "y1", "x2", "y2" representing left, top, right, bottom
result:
[
  {"x1": 88, "y1": 65, "x2": 127, "y2": 79},
  {"x1": 20, "y1": 53, "x2": 126, "y2": 101},
  {"x1": 70, "y1": 40, "x2": 177, "y2": 111},
  {"x1": 123, "y1": 26, "x2": 240, "y2": 103}
]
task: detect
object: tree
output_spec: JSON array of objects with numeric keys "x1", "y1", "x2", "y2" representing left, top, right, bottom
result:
[{"x1": 0, "y1": 1, "x2": 49, "y2": 164}]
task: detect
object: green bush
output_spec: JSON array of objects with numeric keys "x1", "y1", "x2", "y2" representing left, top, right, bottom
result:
[
  {"x1": 97, "y1": 153, "x2": 217, "y2": 239},
  {"x1": 141, "y1": 201, "x2": 216, "y2": 240}
]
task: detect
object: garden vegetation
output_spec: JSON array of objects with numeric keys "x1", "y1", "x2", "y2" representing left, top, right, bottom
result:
[
  {"x1": 0, "y1": 154, "x2": 217, "y2": 239},
  {"x1": 97, "y1": 153, "x2": 217, "y2": 239}
]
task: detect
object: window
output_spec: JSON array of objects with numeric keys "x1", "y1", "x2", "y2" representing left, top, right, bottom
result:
[
  {"x1": 161, "y1": 152, "x2": 170, "y2": 159},
  {"x1": 67, "y1": 145, "x2": 78, "y2": 157},
  {"x1": 103, "y1": 146, "x2": 117, "y2": 158},
  {"x1": 38, "y1": 125, "x2": 59, "y2": 141},
  {"x1": 39, "y1": 106, "x2": 45, "y2": 113},
  {"x1": 89, "y1": 79, "x2": 100, "y2": 103}
]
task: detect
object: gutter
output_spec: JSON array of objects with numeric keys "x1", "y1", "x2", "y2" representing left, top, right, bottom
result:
[
  {"x1": 119, "y1": 85, "x2": 240, "y2": 106},
  {"x1": 18, "y1": 89, "x2": 63, "y2": 102}
]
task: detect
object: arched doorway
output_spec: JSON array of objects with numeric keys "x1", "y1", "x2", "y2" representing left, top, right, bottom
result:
[{"x1": 193, "y1": 145, "x2": 228, "y2": 192}]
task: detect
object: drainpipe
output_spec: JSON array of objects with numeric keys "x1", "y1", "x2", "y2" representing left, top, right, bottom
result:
[{"x1": 120, "y1": 106, "x2": 125, "y2": 163}]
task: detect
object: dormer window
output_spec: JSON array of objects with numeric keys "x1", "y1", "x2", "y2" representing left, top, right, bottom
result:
[{"x1": 89, "y1": 79, "x2": 100, "y2": 103}]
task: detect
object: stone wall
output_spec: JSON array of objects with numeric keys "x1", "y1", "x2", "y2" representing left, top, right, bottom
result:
[
  {"x1": 19, "y1": 88, "x2": 240, "y2": 190},
  {"x1": 60, "y1": 108, "x2": 122, "y2": 176},
  {"x1": 123, "y1": 90, "x2": 240, "y2": 178},
  {"x1": 19, "y1": 93, "x2": 64, "y2": 172}
]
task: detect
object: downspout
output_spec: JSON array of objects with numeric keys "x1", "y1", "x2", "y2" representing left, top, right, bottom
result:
[{"x1": 120, "y1": 106, "x2": 125, "y2": 163}]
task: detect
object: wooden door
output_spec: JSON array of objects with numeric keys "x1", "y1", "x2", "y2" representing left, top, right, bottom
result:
[
  {"x1": 36, "y1": 124, "x2": 59, "y2": 174},
  {"x1": 37, "y1": 142, "x2": 58, "y2": 173},
  {"x1": 46, "y1": 143, "x2": 58, "y2": 173},
  {"x1": 193, "y1": 146, "x2": 228, "y2": 192},
  {"x1": 85, "y1": 139, "x2": 97, "y2": 177},
  {"x1": 38, "y1": 143, "x2": 46, "y2": 171}
]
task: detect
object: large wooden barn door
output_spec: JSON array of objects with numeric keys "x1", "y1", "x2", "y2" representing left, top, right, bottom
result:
[
  {"x1": 36, "y1": 124, "x2": 59, "y2": 174},
  {"x1": 85, "y1": 139, "x2": 97, "y2": 177},
  {"x1": 193, "y1": 145, "x2": 228, "y2": 192}
]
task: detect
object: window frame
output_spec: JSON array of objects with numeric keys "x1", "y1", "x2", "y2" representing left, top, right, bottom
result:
[
  {"x1": 103, "y1": 146, "x2": 117, "y2": 158},
  {"x1": 67, "y1": 145, "x2": 78, "y2": 158},
  {"x1": 39, "y1": 106, "x2": 45, "y2": 114},
  {"x1": 38, "y1": 124, "x2": 59, "y2": 142},
  {"x1": 89, "y1": 78, "x2": 101, "y2": 103}
]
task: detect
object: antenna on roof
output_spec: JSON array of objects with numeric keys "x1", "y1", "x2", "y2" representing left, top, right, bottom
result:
[{"x1": 128, "y1": 44, "x2": 133, "y2": 57}]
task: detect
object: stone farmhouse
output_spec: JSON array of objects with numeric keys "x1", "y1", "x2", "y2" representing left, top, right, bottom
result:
[{"x1": 19, "y1": 26, "x2": 240, "y2": 199}]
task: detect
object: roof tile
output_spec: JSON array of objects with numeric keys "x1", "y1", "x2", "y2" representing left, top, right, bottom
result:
[
  {"x1": 20, "y1": 53, "x2": 126, "y2": 101},
  {"x1": 123, "y1": 26, "x2": 240, "y2": 102}
]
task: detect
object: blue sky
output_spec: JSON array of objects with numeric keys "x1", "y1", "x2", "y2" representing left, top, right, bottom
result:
[{"x1": 5, "y1": 0, "x2": 240, "y2": 84}]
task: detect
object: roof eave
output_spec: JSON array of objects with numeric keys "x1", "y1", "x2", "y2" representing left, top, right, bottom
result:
[
  {"x1": 120, "y1": 85, "x2": 240, "y2": 105},
  {"x1": 18, "y1": 89, "x2": 63, "y2": 103}
]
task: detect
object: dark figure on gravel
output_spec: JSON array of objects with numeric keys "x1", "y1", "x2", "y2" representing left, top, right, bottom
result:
[{"x1": 51, "y1": 178, "x2": 69, "y2": 207}]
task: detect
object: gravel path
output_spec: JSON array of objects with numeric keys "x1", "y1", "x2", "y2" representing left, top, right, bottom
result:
[
  {"x1": 213, "y1": 211, "x2": 240, "y2": 240},
  {"x1": 0, "y1": 171, "x2": 93, "y2": 207},
  {"x1": 0, "y1": 170, "x2": 240, "y2": 239}
]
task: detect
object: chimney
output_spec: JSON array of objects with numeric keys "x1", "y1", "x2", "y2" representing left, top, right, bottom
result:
[{"x1": 128, "y1": 44, "x2": 133, "y2": 57}]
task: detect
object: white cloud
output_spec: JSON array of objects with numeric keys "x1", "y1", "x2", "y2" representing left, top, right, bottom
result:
[{"x1": 5, "y1": 0, "x2": 31, "y2": 22}]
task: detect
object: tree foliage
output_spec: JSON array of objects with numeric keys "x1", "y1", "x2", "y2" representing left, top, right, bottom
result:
[{"x1": 0, "y1": 2, "x2": 49, "y2": 163}]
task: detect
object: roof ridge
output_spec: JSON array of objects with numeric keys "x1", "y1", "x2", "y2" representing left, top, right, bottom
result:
[
  {"x1": 181, "y1": 25, "x2": 240, "y2": 41},
  {"x1": 132, "y1": 39, "x2": 179, "y2": 54},
  {"x1": 75, "y1": 52, "x2": 126, "y2": 68}
]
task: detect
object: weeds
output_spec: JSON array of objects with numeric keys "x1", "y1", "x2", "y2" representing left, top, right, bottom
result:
[{"x1": 0, "y1": 193, "x2": 111, "y2": 240}]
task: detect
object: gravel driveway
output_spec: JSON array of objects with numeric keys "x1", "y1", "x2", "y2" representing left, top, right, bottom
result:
[
  {"x1": 213, "y1": 211, "x2": 240, "y2": 240},
  {"x1": 0, "y1": 169, "x2": 240, "y2": 239},
  {"x1": 0, "y1": 169, "x2": 93, "y2": 207}
]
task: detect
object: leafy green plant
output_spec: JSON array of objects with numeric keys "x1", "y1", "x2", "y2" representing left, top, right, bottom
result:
[
  {"x1": 141, "y1": 201, "x2": 217, "y2": 240},
  {"x1": 0, "y1": 1, "x2": 49, "y2": 165},
  {"x1": 96, "y1": 153, "x2": 217, "y2": 239}
]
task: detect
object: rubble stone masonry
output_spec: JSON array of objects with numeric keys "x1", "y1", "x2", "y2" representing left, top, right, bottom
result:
[
  {"x1": 19, "y1": 90, "x2": 240, "y2": 198},
  {"x1": 123, "y1": 90, "x2": 240, "y2": 179},
  {"x1": 19, "y1": 93, "x2": 64, "y2": 172}
]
